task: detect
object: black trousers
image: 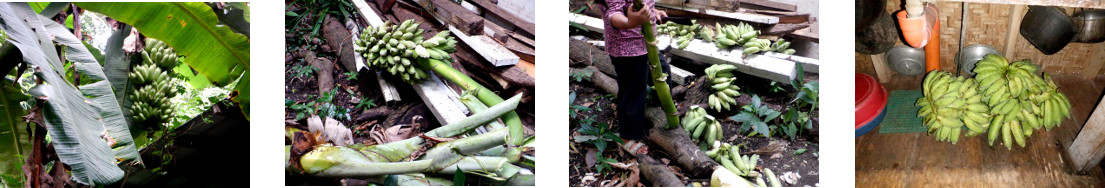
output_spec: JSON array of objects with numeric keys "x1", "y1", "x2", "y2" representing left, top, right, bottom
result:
[{"x1": 611, "y1": 54, "x2": 671, "y2": 140}]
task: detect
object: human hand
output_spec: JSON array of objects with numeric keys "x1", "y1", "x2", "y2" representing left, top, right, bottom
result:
[
  {"x1": 651, "y1": 8, "x2": 667, "y2": 23},
  {"x1": 627, "y1": 2, "x2": 652, "y2": 27}
]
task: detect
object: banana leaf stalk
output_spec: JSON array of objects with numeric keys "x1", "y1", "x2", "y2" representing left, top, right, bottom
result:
[
  {"x1": 459, "y1": 92, "x2": 506, "y2": 133},
  {"x1": 635, "y1": 0, "x2": 680, "y2": 129},
  {"x1": 420, "y1": 58, "x2": 525, "y2": 146},
  {"x1": 286, "y1": 129, "x2": 514, "y2": 178}
]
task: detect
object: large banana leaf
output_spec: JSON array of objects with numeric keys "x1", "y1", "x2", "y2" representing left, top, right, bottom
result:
[
  {"x1": 0, "y1": 3, "x2": 138, "y2": 185},
  {"x1": 76, "y1": 2, "x2": 250, "y2": 119},
  {"x1": 0, "y1": 80, "x2": 30, "y2": 188}
]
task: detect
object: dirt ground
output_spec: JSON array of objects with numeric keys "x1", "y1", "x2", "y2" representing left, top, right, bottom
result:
[{"x1": 568, "y1": 61, "x2": 820, "y2": 186}]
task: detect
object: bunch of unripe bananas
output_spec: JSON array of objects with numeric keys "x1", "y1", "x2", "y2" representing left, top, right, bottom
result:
[
  {"x1": 128, "y1": 39, "x2": 179, "y2": 128},
  {"x1": 742, "y1": 38, "x2": 794, "y2": 55},
  {"x1": 705, "y1": 64, "x2": 741, "y2": 111},
  {"x1": 682, "y1": 106, "x2": 723, "y2": 145},
  {"x1": 657, "y1": 20, "x2": 713, "y2": 49},
  {"x1": 713, "y1": 22, "x2": 758, "y2": 49},
  {"x1": 916, "y1": 71, "x2": 987, "y2": 144},
  {"x1": 705, "y1": 142, "x2": 760, "y2": 177},
  {"x1": 354, "y1": 19, "x2": 457, "y2": 84},
  {"x1": 973, "y1": 54, "x2": 1071, "y2": 149}
]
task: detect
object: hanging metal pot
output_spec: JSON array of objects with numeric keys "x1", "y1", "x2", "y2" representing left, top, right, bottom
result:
[
  {"x1": 1020, "y1": 6, "x2": 1076, "y2": 55},
  {"x1": 856, "y1": 10, "x2": 897, "y2": 54},
  {"x1": 1072, "y1": 9, "x2": 1105, "y2": 43}
]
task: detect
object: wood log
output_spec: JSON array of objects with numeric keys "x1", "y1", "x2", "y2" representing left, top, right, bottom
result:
[
  {"x1": 645, "y1": 107, "x2": 722, "y2": 178},
  {"x1": 356, "y1": 107, "x2": 393, "y2": 124},
  {"x1": 322, "y1": 15, "x2": 357, "y2": 71},
  {"x1": 306, "y1": 52, "x2": 335, "y2": 96},
  {"x1": 637, "y1": 154, "x2": 684, "y2": 187},
  {"x1": 468, "y1": 0, "x2": 536, "y2": 37},
  {"x1": 571, "y1": 66, "x2": 618, "y2": 96},
  {"x1": 419, "y1": 0, "x2": 484, "y2": 35},
  {"x1": 569, "y1": 38, "x2": 617, "y2": 77}
]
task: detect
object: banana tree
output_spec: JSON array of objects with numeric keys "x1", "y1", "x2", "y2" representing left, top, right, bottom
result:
[
  {"x1": 633, "y1": 0, "x2": 679, "y2": 129},
  {"x1": 0, "y1": 2, "x2": 140, "y2": 186}
]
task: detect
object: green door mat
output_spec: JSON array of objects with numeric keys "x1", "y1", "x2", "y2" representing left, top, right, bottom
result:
[{"x1": 878, "y1": 90, "x2": 927, "y2": 133}]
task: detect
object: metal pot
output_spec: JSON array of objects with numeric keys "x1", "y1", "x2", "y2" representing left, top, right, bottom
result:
[
  {"x1": 1020, "y1": 6, "x2": 1076, "y2": 55},
  {"x1": 956, "y1": 44, "x2": 1002, "y2": 76},
  {"x1": 1072, "y1": 9, "x2": 1105, "y2": 43},
  {"x1": 886, "y1": 46, "x2": 926, "y2": 75}
]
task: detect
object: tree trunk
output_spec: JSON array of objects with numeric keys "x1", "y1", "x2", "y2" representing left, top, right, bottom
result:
[
  {"x1": 637, "y1": 154, "x2": 684, "y2": 187},
  {"x1": 645, "y1": 107, "x2": 721, "y2": 178},
  {"x1": 571, "y1": 66, "x2": 618, "y2": 96},
  {"x1": 322, "y1": 15, "x2": 356, "y2": 71},
  {"x1": 568, "y1": 38, "x2": 617, "y2": 78}
]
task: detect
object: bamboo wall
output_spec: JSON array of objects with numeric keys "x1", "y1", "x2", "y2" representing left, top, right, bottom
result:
[{"x1": 856, "y1": 1, "x2": 1105, "y2": 79}]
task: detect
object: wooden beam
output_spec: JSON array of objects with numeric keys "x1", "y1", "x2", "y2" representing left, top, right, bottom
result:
[
  {"x1": 938, "y1": 0, "x2": 1104, "y2": 9},
  {"x1": 764, "y1": 51, "x2": 819, "y2": 73},
  {"x1": 870, "y1": 53, "x2": 891, "y2": 83},
  {"x1": 416, "y1": 0, "x2": 485, "y2": 35},
  {"x1": 656, "y1": 4, "x2": 779, "y2": 24},
  {"x1": 669, "y1": 65, "x2": 695, "y2": 85},
  {"x1": 791, "y1": 24, "x2": 818, "y2": 42},
  {"x1": 449, "y1": 25, "x2": 520, "y2": 67},
  {"x1": 1082, "y1": 43, "x2": 1105, "y2": 79},
  {"x1": 468, "y1": 0, "x2": 536, "y2": 37},
  {"x1": 657, "y1": 0, "x2": 739, "y2": 11},
  {"x1": 569, "y1": 13, "x2": 604, "y2": 32},
  {"x1": 351, "y1": 0, "x2": 385, "y2": 26},
  {"x1": 659, "y1": 35, "x2": 797, "y2": 83},
  {"x1": 1004, "y1": 5, "x2": 1025, "y2": 56},
  {"x1": 739, "y1": 0, "x2": 797, "y2": 12},
  {"x1": 1068, "y1": 94, "x2": 1105, "y2": 173},
  {"x1": 764, "y1": 23, "x2": 809, "y2": 35},
  {"x1": 413, "y1": 73, "x2": 471, "y2": 124}
]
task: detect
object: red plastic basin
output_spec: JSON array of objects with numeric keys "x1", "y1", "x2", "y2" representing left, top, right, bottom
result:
[{"x1": 856, "y1": 73, "x2": 888, "y2": 129}]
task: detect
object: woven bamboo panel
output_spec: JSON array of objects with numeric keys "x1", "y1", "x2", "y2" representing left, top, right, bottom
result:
[{"x1": 857, "y1": 1, "x2": 1105, "y2": 77}]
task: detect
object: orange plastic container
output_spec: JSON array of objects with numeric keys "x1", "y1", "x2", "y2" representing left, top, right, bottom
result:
[{"x1": 897, "y1": 4, "x2": 941, "y2": 72}]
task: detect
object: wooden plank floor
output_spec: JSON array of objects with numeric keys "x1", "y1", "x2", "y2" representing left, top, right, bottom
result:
[{"x1": 856, "y1": 74, "x2": 1105, "y2": 187}]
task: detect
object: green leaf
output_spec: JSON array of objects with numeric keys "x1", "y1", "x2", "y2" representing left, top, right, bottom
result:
[
  {"x1": 172, "y1": 59, "x2": 212, "y2": 89},
  {"x1": 232, "y1": 71, "x2": 249, "y2": 120},
  {"x1": 0, "y1": 3, "x2": 137, "y2": 185},
  {"x1": 453, "y1": 168, "x2": 466, "y2": 186},
  {"x1": 793, "y1": 148, "x2": 807, "y2": 155},
  {"x1": 750, "y1": 95, "x2": 762, "y2": 109},
  {"x1": 0, "y1": 79, "x2": 30, "y2": 188},
  {"x1": 751, "y1": 120, "x2": 770, "y2": 137},
  {"x1": 729, "y1": 112, "x2": 758, "y2": 123}
]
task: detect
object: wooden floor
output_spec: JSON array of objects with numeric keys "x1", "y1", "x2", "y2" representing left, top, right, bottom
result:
[{"x1": 856, "y1": 74, "x2": 1105, "y2": 187}]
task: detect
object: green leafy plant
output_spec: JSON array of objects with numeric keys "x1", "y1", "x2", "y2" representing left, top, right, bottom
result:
[
  {"x1": 355, "y1": 98, "x2": 377, "y2": 111},
  {"x1": 287, "y1": 88, "x2": 351, "y2": 121},
  {"x1": 343, "y1": 71, "x2": 359, "y2": 81},
  {"x1": 768, "y1": 81, "x2": 786, "y2": 94},
  {"x1": 290, "y1": 65, "x2": 317, "y2": 79},
  {"x1": 569, "y1": 92, "x2": 593, "y2": 119},
  {"x1": 577, "y1": 122, "x2": 622, "y2": 173},
  {"x1": 570, "y1": 68, "x2": 593, "y2": 83},
  {"x1": 729, "y1": 95, "x2": 782, "y2": 137},
  {"x1": 779, "y1": 108, "x2": 812, "y2": 140},
  {"x1": 796, "y1": 81, "x2": 819, "y2": 112}
]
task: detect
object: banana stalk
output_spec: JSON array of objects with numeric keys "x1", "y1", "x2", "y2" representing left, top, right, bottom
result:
[
  {"x1": 635, "y1": 0, "x2": 680, "y2": 129},
  {"x1": 420, "y1": 58, "x2": 526, "y2": 146}
]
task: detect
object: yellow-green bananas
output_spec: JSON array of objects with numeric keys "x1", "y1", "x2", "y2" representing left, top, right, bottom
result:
[
  {"x1": 354, "y1": 19, "x2": 457, "y2": 84},
  {"x1": 917, "y1": 70, "x2": 988, "y2": 144},
  {"x1": 705, "y1": 64, "x2": 740, "y2": 111},
  {"x1": 972, "y1": 54, "x2": 1071, "y2": 149},
  {"x1": 682, "y1": 106, "x2": 722, "y2": 145}
]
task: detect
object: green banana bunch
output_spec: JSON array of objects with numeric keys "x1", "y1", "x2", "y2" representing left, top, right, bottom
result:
[
  {"x1": 657, "y1": 21, "x2": 707, "y2": 49},
  {"x1": 770, "y1": 39, "x2": 795, "y2": 55},
  {"x1": 705, "y1": 142, "x2": 760, "y2": 178},
  {"x1": 705, "y1": 64, "x2": 741, "y2": 111},
  {"x1": 917, "y1": 71, "x2": 987, "y2": 144},
  {"x1": 972, "y1": 54, "x2": 1073, "y2": 149},
  {"x1": 354, "y1": 19, "x2": 458, "y2": 84},
  {"x1": 143, "y1": 39, "x2": 179, "y2": 70},
  {"x1": 714, "y1": 22, "x2": 758, "y2": 49},
  {"x1": 682, "y1": 106, "x2": 723, "y2": 145},
  {"x1": 127, "y1": 39, "x2": 181, "y2": 128},
  {"x1": 741, "y1": 38, "x2": 771, "y2": 55}
]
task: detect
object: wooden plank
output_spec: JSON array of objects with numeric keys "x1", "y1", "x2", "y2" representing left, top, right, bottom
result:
[
  {"x1": 656, "y1": 4, "x2": 779, "y2": 24},
  {"x1": 569, "y1": 13, "x2": 604, "y2": 32},
  {"x1": 739, "y1": 0, "x2": 797, "y2": 12},
  {"x1": 870, "y1": 53, "x2": 891, "y2": 83},
  {"x1": 1004, "y1": 5, "x2": 1025, "y2": 56},
  {"x1": 351, "y1": 0, "x2": 385, "y2": 26},
  {"x1": 669, "y1": 65, "x2": 695, "y2": 85},
  {"x1": 449, "y1": 25, "x2": 520, "y2": 67},
  {"x1": 416, "y1": 0, "x2": 484, "y2": 35},
  {"x1": 468, "y1": 0, "x2": 536, "y2": 37},
  {"x1": 413, "y1": 73, "x2": 470, "y2": 124},
  {"x1": 1082, "y1": 43, "x2": 1105, "y2": 79},
  {"x1": 939, "y1": 0, "x2": 1104, "y2": 9},
  {"x1": 376, "y1": 72, "x2": 402, "y2": 102},
  {"x1": 763, "y1": 51, "x2": 819, "y2": 73},
  {"x1": 1070, "y1": 93, "x2": 1105, "y2": 172},
  {"x1": 764, "y1": 23, "x2": 809, "y2": 35},
  {"x1": 657, "y1": 0, "x2": 738, "y2": 11},
  {"x1": 791, "y1": 24, "x2": 818, "y2": 42},
  {"x1": 660, "y1": 35, "x2": 797, "y2": 83}
]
